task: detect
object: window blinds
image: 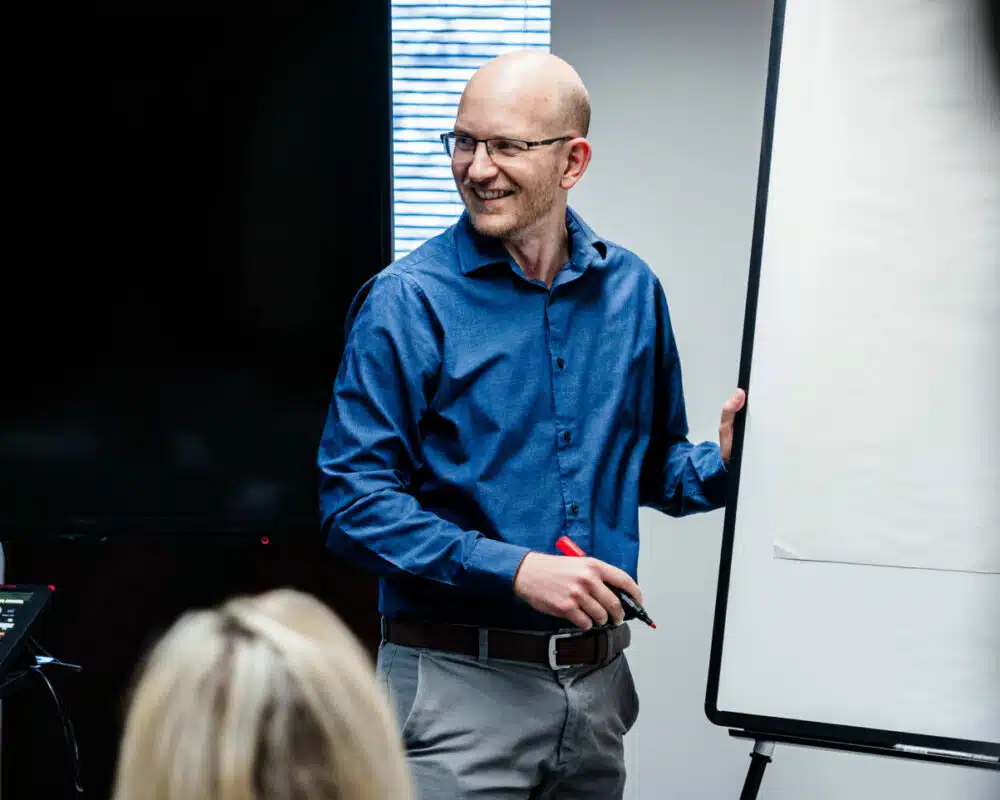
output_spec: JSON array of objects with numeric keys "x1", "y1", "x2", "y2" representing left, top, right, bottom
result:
[{"x1": 390, "y1": 0, "x2": 551, "y2": 261}]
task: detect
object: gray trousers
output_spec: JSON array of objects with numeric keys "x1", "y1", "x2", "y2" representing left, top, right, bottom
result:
[{"x1": 376, "y1": 631, "x2": 640, "y2": 799}]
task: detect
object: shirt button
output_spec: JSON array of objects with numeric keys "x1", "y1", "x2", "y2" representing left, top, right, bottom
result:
[
  {"x1": 569, "y1": 503, "x2": 579, "y2": 516},
  {"x1": 562, "y1": 431, "x2": 571, "y2": 444},
  {"x1": 556, "y1": 358, "x2": 565, "y2": 369}
]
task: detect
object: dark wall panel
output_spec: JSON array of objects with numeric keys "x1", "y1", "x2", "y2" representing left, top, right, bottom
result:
[
  {"x1": 0, "y1": 3, "x2": 391, "y2": 538},
  {"x1": 0, "y1": 2, "x2": 391, "y2": 797}
]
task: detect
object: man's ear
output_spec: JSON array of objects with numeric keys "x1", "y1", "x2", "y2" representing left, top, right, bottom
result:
[{"x1": 560, "y1": 137, "x2": 592, "y2": 190}]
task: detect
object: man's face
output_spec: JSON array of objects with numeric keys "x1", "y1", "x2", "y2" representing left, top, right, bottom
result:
[{"x1": 450, "y1": 93, "x2": 565, "y2": 241}]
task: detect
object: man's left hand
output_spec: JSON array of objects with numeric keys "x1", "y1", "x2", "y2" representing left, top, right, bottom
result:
[{"x1": 719, "y1": 388, "x2": 746, "y2": 465}]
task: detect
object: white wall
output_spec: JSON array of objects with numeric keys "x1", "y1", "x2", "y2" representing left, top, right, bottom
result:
[{"x1": 552, "y1": 1, "x2": 1000, "y2": 798}]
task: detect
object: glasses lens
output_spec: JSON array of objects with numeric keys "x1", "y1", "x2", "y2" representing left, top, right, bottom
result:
[
  {"x1": 488, "y1": 138, "x2": 529, "y2": 159},
  {"x1": 444, "y1": 135, "x2": 533, "y2": 161},
  {"x1": 449, "y1": 135, "x2": 478, "y2": 160}
]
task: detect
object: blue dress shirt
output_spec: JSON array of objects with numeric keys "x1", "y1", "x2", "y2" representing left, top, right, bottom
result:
[{"x1": 318, "y1": 208, "x2": 728, "y2": 631}]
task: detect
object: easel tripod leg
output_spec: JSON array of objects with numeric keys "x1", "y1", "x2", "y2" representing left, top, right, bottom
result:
[{"x1": 739, "y1": 740, "x2": 774, "y2": 800}]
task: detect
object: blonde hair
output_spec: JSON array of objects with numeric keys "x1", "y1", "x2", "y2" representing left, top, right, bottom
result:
[{"x1": 111, "y1": 589, "x2": 412, "y2": 800}]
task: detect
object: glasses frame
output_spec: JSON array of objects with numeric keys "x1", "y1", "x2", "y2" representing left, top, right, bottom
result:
[{"x1": 440, "y1": 132, "x2": 573, "y2": 160}]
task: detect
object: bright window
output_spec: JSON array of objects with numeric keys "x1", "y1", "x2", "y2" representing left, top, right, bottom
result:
[{"x1": 390, "y1": 0, "x2": 551, "y2": 261}]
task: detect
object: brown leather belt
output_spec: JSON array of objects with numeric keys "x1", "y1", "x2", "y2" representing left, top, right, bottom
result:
[{"x1": 382, "y1": 618, "x2": 631, "y2": 670}]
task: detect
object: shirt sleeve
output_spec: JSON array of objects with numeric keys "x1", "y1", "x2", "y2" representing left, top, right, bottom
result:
[
  {"x1": 317, "y1": 272, "x2": 530, "y2": 595},
  {"x1": 639, "y1": 278, "x2": 729, "y2": 516}
]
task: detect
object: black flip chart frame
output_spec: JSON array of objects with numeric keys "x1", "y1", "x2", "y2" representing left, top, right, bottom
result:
[{"x1": 703, "y1": 0, "x2": 1000, "y2": 785}]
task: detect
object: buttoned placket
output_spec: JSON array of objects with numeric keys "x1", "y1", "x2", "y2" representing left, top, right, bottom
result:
[{"x1": 544, "y1": 276, "x2": 588, "y2": 549}]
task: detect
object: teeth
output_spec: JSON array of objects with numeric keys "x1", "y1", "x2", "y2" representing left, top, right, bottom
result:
[{"x1": 475, "y1": 189, "x2": 510, "y2": 200}]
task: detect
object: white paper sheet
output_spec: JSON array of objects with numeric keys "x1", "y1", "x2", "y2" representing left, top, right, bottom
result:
[{"x1": 750, "y1": 0, "x2": 1000, "y2": 574}]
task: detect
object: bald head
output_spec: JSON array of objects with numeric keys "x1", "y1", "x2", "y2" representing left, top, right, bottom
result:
[
  {"x1": 460, "y1": 51, "x2": 591, "y2": 138},
  {"x1": 451, "y1": 52, "x2": 594, "y2": 245}
]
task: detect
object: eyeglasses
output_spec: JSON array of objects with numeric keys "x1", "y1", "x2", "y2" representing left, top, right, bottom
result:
[{"x1": 440, "y1": 132, "x2": 572, "y2": 162}]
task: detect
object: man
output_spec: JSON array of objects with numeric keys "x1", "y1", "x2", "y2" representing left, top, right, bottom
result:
[{"x1": 318, "y1": 51, "x2": 745, "y2": 799}]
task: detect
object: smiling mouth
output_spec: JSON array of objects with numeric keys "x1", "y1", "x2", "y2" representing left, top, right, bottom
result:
[{"x1": 471, "y1": 188, "x2": 514, "y2": 202}]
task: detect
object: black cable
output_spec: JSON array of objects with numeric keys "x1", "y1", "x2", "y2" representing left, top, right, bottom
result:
[
  {"x1": 27, "y1": 637, "x2": 82, "y2": 673},
  {"x1": 0, "y1": 668, "x2": 28, "y2": 694},
  {"x1": 27, "y1": 635, "x2": 54, "y2": 659},
  {"x1": 28, "y1": 664, "x2": 84, "y2": 797}
]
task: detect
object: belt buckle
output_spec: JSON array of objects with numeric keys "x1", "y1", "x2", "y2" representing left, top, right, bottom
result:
[{"x1": 548, "y1": 631, "x2": 575, "y2": 670}]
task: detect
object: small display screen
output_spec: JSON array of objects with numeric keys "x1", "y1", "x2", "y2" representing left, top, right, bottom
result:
[
  {"x1": 0, "y1": 592, "x2": 36, "y2": 642},
  {"x1": 0, "y1": 588, "x2": 50, "y2": 680}
]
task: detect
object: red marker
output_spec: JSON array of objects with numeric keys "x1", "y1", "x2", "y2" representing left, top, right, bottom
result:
[{"x1": 556, "y1": 536, "x2": 656, "y2": 629}]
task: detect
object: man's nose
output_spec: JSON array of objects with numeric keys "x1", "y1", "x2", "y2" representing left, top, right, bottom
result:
[{"x1": 466, "y1": 142, "x2": 498, "y2": 181}]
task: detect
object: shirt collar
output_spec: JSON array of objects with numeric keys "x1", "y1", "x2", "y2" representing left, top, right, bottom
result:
[{"x1": 456, "y1": 206, "x2": 610, "y2": 276}]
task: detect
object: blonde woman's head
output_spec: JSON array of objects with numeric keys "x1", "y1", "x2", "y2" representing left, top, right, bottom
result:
[{"x1": 112, "y1": 589, "x2": 412, "y2": 800}]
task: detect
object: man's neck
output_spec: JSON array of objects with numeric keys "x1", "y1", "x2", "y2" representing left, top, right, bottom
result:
[{"x1": 503, "y1": 208, "x2": 571, "y2": 288}]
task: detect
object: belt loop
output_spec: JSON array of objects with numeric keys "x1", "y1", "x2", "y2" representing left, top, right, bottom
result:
[
  {"x1": 596, "y1": 627, "x2": 610, "y2": 665},
  {"x1": 478, "y1": 628, "x2": 489, "y2": 661}
]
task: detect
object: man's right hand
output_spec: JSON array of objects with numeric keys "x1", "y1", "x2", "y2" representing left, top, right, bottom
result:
[{"x1": 512, "y1": 552, "x2": 644, "y2": 630}]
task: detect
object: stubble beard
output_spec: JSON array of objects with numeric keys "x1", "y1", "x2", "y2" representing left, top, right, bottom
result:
[{"x1": 466, "y1": 181, "x2": 559, "y2": 243}]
